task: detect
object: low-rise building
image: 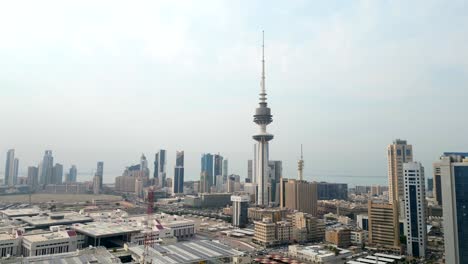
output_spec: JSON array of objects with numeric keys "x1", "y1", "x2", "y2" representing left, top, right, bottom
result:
[
  {"x1": 350, "y1": 230, "x2": 368, "y2": 246},
  {"x1": 248, "y1": 207, "x2": 287, "y2": 222},
  {"x1": 0, "y1": 232, "x2": 20, "y2": 257},
  {"x1": 288, "y1": 244, "x2": 352, "y2": 264},
  {"x1": 292, "y1": 212, "x2": 325, "y2": 243},
  {"x1": 21, "y1": 230, "x2": 84, "y2": 257},
  {"x1": 325, "y1": 228, "x2": 351, "y2": 248}
]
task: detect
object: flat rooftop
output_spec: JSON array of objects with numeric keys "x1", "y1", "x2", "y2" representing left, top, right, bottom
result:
[
  {"x1": 0, "y1": 208, "x2": 41, "y2": 218},
  {"x1": 128, "y1": 240, "x2": 242, "y2": 263},
  {"x1": 73, "y1": 222, "x2": 142, "y2": 238},
  {"x1": 19, "y1": 212, "x2": 93, "y2": 228},
  {"x1": 22, "y1": 230, "x2": 76, "y2": 243}
]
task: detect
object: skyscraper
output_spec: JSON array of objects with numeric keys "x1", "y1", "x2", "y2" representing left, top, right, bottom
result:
[
  {"x1": 403, "y1": 162, "x2": 427, "y2": 258},
  {"x1": 39, "y1": 150, "x2": 53, "y2": 185},
  {"x1": 433, "y1": 152, "x2": 468, "y2": 206},
  {"x1": 27, "y1": 166, "x2": 39, "y2": 188},
  {"x1": 253, "y1": 32, "x2": 274, "y2": 206},
  {"x1": 68, "y1": 165, "x2": 77, "y2": 183},
  {"x1": 200, "y1": 153, "x2": 213, "y2": 193},
  {"x1": 214, "y1": 154, "x2": 223, "y2": 186},
  {"x1": 96, "y1": 161, "x2": 104, "y2": 189},
  {"x1": 223, "y1": 159, "x2": 228, "y2": 178},
  {"x1": 154, "y1": 150, "x2": 167, "y2": 188},
  {"x1": 441, "y1": 155, "x2": 468, "y2": 264},
  {"x1": 173, "y1": 151, "x2": 184, "y2": 194},
  {"x1": 247, "y1": 160, "x2": 253, "y2": 182},
  {"x1": 4, "y1": 149, "x2": 18, "y2": 186},
  {"x1": 268, "y1": 160, "x2": 282, "y2": 205},
  {"x1": 231, "y1": 195, "x2": 250, "y2": 228},
  {"x1": 52, "y1": 163, "x2": 63, "y2": 184},
  {"x1": 368, "y1": 200, "x2": 400, "y2": 250},
  {"x1": 387, "y1": 139, "x2": 413, "y2": 203}
]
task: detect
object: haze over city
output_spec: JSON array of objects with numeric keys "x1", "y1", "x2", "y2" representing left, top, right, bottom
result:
[{"x1": 1, "y1": 0, "x2": 468, "y2": 184}]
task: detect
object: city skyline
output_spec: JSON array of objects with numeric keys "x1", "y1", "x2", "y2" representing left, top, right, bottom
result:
[{"x1": 1, "y1": 1, "x2": 468, "y2": 185}]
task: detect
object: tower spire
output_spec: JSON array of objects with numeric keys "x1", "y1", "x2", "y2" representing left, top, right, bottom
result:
[
  {"x1": 298, "y1": 144, "x2": 304, "y2": 181},
  {"x1": 260, "y1": 30, "x2": 267, "y2": 105}
]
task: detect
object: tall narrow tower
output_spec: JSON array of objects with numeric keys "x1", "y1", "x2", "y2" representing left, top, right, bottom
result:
[
  {"x1": 253, "y1": 31, "x2": 274, "y2": 206},
  {"x1": 298, "y1": 144, "x2": 304, "y2": 181}
]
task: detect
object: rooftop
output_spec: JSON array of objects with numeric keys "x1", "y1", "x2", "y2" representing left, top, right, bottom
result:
[
  {"x1": 127, "y1": 240, "x2": 242, "y2": 263},
  {"x1": 19, "y1": 212, "x2": 93, "y2": 228},
  {"x1": 22, "y1": 230, "x2": 76, "y2": 243},
  {"x1": 0, "y1": 208, "x2": 41, "y2": 218},
  {"x1": 72, "y1": 222, "x2": 142, "y2": 237},
  {"x1": 2, "y1": 246, "x2": 121, "y2": 264}
]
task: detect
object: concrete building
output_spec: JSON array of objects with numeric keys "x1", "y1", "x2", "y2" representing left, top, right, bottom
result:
[
  {"x1": 231, "y1": 195, "x2": 249, "y2": 228},
  {"x1": 93, "y1": 175, "x2": 101, "y2": 195},
  {"x1": 316, "y1": 182, "x2": 348, "y2": 200},
  {"x1": 115, "y1": 175, "x2": 136, "y2": 193},
  {"x1": 403, "y1": 162, "x2": 426, "y2": 258},
  {"x1": 350, "y1": 230, "x2": 368, "y2": 246},
  {"x1": 21, "y1": 230, "x2": 84, "y2": 257},
  {"x1": 368, "y1": 200, "x2": 400, "y2": 250},
  {"x1": 356, "y1": 214, "x2": 369, "y2": 231},
  {"x1": 248, "y1": 207, "x2": 287, "y2": 223},
  {"x1": 38, "y1": 150, "x2": 54, "y2": 185},
  {"x1": 325, "y1": 228, "x2": 351, "y2": 248},
  {"x1": 96, "y1": 161, "x2": 104, "y2": 190},
  {"x1": 4, "y1": 149, "x2": 18, "y2": 186},
  {"x1": 4, "y1": 247, "x2": 121, "y2": 264},
  {"x1": 292, "y1": 212, "x2": 325, "y2": 243},
  {"x1": 253, "y1": 33, "x2": 274, "y2": 206},
  {"x1": 19, "y1": 212, "x2": 93, "y2": 229},
  {"x1": 0, "y1": 232, "x2": 20, "y2": 257},
  {"x1": 441, "y1": 156, "x2": 468, "y2": 264},
  {"x1": 173, "y1": 151, "x2": 184, "y2": 194},
  {"x1": 223, "y1": 159, "x2": 228, "y2": 178},
  {"x1": 280, "y1": 179, "x2": 318, "y2": 216},
  {"x1": 288, "y1": 245, "x2": 352, "y2": 264},
  {"x1": 387, "y1": 139, "x2": 413, "y2": 204},
  {"x1": 253, "y1": 217, "x2": 293, "y2": 247},
  {"x1": 268, "y1": 160, "x2": 282, "y2": 205},
  {"x1": 433, "y1": 152, "x2": 468, "y2": 206}
]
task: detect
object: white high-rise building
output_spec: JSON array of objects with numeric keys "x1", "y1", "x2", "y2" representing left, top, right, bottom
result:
[
  {"x1": 253, "y1": 32, "x2": 274, "y2": 206},
  {"x1": 231, "y1": 195, "x2": 250, "y2": 228},
  {"x1": 403, "y1": 162, "x2": 426, "y2": 258},
  {"x1": 441, "y1": 154, "x2": 468, "y2": 264}
]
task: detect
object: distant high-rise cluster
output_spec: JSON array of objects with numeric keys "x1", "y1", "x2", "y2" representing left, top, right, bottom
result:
[{"x1": 4, "y1": 149, "x2": 19, "y2": 186}]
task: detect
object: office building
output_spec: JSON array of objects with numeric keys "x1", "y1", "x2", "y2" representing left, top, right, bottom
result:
[
  {"x1": 52, "y1": 163, "x2": 63, "y2": 184},
  {"x1": 433, "y1": 152, "x2": 468, "y2": 206},
  {"x1": 67, "y1": 165, "x2": 77, "y2": 183},
  {"x1": 248, "y1": 207, "x2": 287, "y2": 223},
  {"x1": 115, "y1": 175, "x2": 136, "y2": 193},
  {"x1": 403, "y1": 162, "x2": 426, "y2": 258},
  {"x1": 248, "y1": 160, "x2": 253, "y2": 182},
  {"x1": 227, "y1": 175, "x2": 235, "y2": 193},
  {"x1": 27, "y1": 166, "x2": 39, "y2": 188},
  {"x1": 268, "y1": 160, "x2": 282, "y2": 205},
  {"x1": 4, "y1": 149, "x2": 18, "y2": 186},
  {"x1": 173, "y1": 151, "x2": 184, "y2": 194},
  {"x1": 154, "y1": 150, "x2": 167, "y2": 188},
  {"x1": 441, "y1": 155, "x2": 468, "y2": 264},
  {"x1": 292, "y1": 212, "x2": 325, "y2": 243},
  {"x1": 96, "y1": 161, "x2": 104, "y2": 189},
  {"x1": 325, "y1": 228, "x2": 351, "y2": 248},
  {"x1": 21, "y1": 230, "x2": 84, "y2": 256},
  {"x1": 387, "y1": 139, "x2": 413, "y2": 203},
  {"x1": 253, "y1": 33, "x2": 274, "y2": 206},
  {"x1": 200, "y1": 153, "x2": 214, "y2": 193},
  {"x1": 280, "y1": 179, "x2": 317, "y2": 216},
  {"x1": 223, "y1": 159, "x2": 228, "y2": 178},
  {"x1": 214, "y1": 154, "x2": 223, "y2": 186},
  {"x1": 39, "y1": 150, "x2": 54, "y2": 185},
  {"x1": 368, "y1": 200, "x2": 400, "y2": 250},
  {"x1": 316, "y1": 182, "x2": 348, "y2": 200},
  {"x1": 356, "y1": 214, "x2": 369, "y2": 231},
  {"x1": 231, "y1": 195, "x2": 249, "y2": 228},
  {"x1": 93, "y1": 175, "x2": 101, "y2": 195},
  {"x1": 253, "y1": 218, "x2": 292, "y2": 247}
]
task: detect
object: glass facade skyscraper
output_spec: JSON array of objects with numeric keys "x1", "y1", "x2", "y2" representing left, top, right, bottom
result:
[
  {"x1": 200, "y1": 153, "x2": 214, "y2": 193},
  {"x1": 173, "y1": 151, "x2": 184, "y2": 194}
]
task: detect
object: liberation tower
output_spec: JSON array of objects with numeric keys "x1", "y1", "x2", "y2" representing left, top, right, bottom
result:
[{"x1": 253, "y1": 31, "x2": 274, "y2": 206}]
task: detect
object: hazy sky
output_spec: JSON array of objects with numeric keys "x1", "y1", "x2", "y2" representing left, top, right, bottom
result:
[{"x1": 1, "y1": 1, "x2": 467, "y2": 185}]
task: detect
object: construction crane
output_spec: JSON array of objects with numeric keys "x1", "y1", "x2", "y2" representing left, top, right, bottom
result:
[{"x1": 143, "y1": 186, "x2": 155, "y2": 263}]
